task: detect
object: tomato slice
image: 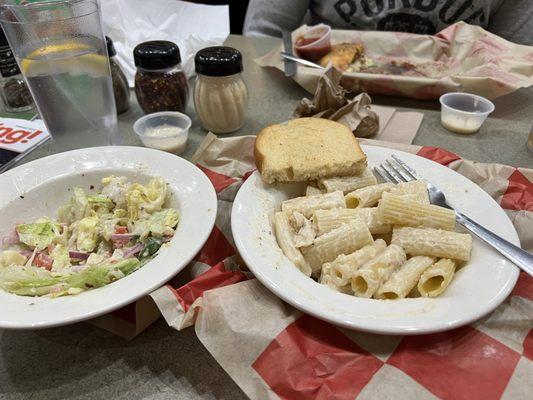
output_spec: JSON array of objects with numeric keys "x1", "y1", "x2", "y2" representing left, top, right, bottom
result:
[
  {"x1": 33, "y1": 253, "x2": 53, "y2": 271},
  {"x1": 115, "y1": 226, "x2": 128, "y2": 234}
]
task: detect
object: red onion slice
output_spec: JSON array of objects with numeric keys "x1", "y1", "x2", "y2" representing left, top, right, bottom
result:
[
  {"x1": 122, "y1": 243, "x2": 144, "y2": 259},
  {"x1": 69, "y1": 251, "x2": 90, "y2": 260}
]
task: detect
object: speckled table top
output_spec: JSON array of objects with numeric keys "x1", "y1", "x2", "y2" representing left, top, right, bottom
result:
[{"x1": 1, "y1": 34, "x2": 532, "y2": 400}]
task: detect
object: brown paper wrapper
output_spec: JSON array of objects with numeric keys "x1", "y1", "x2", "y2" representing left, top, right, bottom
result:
[
  {"x1": 256, "y1": 22, "x2": 533, "y2": 100},
  {"x1": 294, "y1": 67, "x2": 379, "y2": 138}
]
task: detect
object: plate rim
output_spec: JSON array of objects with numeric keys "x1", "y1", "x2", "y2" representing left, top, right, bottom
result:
[
  {"x1": 0, "y1": 146, "x2": 218, "y2": 329},
  {"x1": 231, "y1": 145, "x2": 520, "y2": 335}
]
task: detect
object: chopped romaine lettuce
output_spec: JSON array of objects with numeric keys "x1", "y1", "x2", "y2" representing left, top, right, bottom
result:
[
  {"x1": 87, "y1": 194, "x2": 114, "y2": 217},
  {"x1": 50, "y1": 244, "x2": 71, "y2": 271},
  {"x1": 0, "y1": 251, "x2": 27, "y2": 268},
  {"x1": 76, "y1": 211, "x2": 99, "y2": 252},
  {"x1": 16, "y1": 219, "x2": 61, "y2": 250},
  {"x1": 101, "y1": 176, "x2": 130, "y2": 208},
  {"x1": 87, "y1": 194, "x2": 112, "y2": 204},
  {"x1": 0, "y1": 265, "x2": 64, "y2": 296},
  {"x1": 130, "y1": 208, "x2": 179, "y2": 240},
  {"x1": 126, "y1": 178, "x2": 167, "y2": 220},
  {"x1": 0, "y1": 258, "x2": 141, "y2": 297}
]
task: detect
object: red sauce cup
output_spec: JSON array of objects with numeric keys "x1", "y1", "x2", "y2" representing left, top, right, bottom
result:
[{"x1": 294, "y1": 24, "x2": 332, "y2": 63}]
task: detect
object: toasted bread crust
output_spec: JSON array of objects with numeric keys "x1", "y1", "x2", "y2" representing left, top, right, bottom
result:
[{"x1": 254, "y1": 118, "x2": 366, "y2": 184}]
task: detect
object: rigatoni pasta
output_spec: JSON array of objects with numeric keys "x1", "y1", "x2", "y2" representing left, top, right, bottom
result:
[
  {"x1": 418, "y1": 259, "x2": 456, "y2": 297},
  {"x1": 318, "y1": 168, "x2": 377, "y2": 194},
  {"x1": 273, "y1": 171, "x2": 473, "y2": 300},
  {"x1": 350, "y1": 208, "x2": 392, "y2": 235},
  {"x1": 282, "y1": 191, "x2": 345, "y2": 218},
  {"x1": 302, "y1": 221, "x2": 374, "y2": 276},
  {"x1": 319, "y1": 262, "x2": 352, "y2": 294},
  {"x1": 313, "y1": 207, "x2": 391, "y2": 236},
  {"x1": 313, "y1": 208, "x2": 359, "y2": 236},
  {"x1": 388, "y1": 180, "x2": 430, "y2": 204},
  {"x1": 391, "y1": 226, "x2": 472, "y2": 261},
  {"x1": 351, "y1": 245, "x2": 406, "y2": 298},
  {"x1": 274, "y1": 212, "x2": 312, "y2": 277},
  {"x1": 345, "y1": 182, "x2": 394, "y2": 208},
  {"x1": 326, "y1": 239, "x2": 387, "y2": 287},
  {"x1": 374, "y1": 256, "x2": 435, "y2": 299},
  {"x1": 378, "y1": 194, "x2": 456, "y2": 230}
]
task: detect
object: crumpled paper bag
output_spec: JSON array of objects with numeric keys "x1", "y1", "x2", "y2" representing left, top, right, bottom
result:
[
  {"x1": 257, "y1": 21, "x2": 533, "y2": 100},
  {"x1": 101, "y1": 0, "x2": 229, "y2": 86},
  {"x1": 294, "y1": 67, "x2": 379, "y2": 137}
]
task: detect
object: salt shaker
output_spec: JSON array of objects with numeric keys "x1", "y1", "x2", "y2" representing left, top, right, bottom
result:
[{"x1": 194, "y1": 46, "x2": 248, "y2": 134}]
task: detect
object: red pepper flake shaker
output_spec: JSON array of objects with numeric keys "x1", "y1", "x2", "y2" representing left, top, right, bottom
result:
[{"x1": 133, "y1": 41, "x2": 189, "y2": 114}]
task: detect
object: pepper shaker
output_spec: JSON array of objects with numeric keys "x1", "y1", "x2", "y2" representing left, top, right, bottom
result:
[
  {"x1": 106, "y1": 36, "x2": 130, "y2": 114},
  {"x1": 0, "y1": 27, "x2": 33, "y2": 113}
]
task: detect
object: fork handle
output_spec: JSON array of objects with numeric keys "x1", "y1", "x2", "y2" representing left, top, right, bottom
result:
[{"x1": 456, "y1": 212, "x2": 533, "y2": 276}]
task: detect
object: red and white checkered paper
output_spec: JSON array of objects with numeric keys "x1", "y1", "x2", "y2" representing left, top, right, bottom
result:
[{"x1": 102, "y1": 133, "x2": 532, "y2": 399}]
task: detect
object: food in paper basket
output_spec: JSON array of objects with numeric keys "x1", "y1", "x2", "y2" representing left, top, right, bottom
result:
[
  {"x1": 0, "y1": 176, "x2": 179, "y2": 297},
  {"x1": 254, "y1": 118, "x2": 367, "y2": 184},
  {"x1": 297, "y1": 25, "x2": 426, "y2": 76},
  {"x1": 254, "y1": 120, "x2": 472, "y2": 299},
  {"x1": 316, "y1": 40, "x2": 435, "y2": 77},
  {"x1": 318, "y1": 43, "x2": 365, "y2": 72},
  {"x1": 256, "y1": 22, "x2": 533, "y2": 100}
]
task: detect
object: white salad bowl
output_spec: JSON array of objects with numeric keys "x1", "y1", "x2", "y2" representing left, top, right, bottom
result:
[
  {"x1": 0, "y1": 146, "x2": 217, "y2": 329},
  {"x1": 231, "y1": 145, "x2": 520, "y2": 335}
]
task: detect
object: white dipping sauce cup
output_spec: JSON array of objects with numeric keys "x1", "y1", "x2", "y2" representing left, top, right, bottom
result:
[
  {"x1": 133, "y1": 111, "x2": 191, "y2": 155},
  {"x1": 439, "y1": 93, "x2": 495, "y2": 134}
]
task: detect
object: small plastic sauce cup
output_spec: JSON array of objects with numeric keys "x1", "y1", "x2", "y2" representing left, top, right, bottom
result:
[
  {"x1": 439, "y1": 93, "x2": 495, "y2": 134},
  {"x1": 133, "y1": 111, "x2": 191, "y2": 155},
  {"x1": 294, "y1": 24, "x2": 332, "y2": 62}
]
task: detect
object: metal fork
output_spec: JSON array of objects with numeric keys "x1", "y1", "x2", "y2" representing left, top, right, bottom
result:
[{"x1": 375, "y1": 154, "x2": 533, "y2": 276}]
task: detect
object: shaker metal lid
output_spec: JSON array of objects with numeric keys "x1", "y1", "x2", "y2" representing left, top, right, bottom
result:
[
  {"x1": 134, "y1": 40, "x2": 181, "y2": 69},
  {"x1": 195, "y1": 46, "x2": 243, "y2": 77},
  {"x1": 105, "y1": 36, "x2": 116, "y2": 58}
]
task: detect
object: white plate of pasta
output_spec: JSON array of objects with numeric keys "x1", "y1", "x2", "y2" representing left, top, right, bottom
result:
[{"x1": 231, "y1": 145, "x2": 520, "y2": 334}]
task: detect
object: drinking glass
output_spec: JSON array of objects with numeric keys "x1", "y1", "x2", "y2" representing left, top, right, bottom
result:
[{"x1": 0, "y1": 0, "x2": 117, "y2": 151}]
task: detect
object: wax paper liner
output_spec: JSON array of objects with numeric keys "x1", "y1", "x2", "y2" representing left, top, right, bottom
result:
[
  {"x1": 293, "y1": 67, "x2": 379, "y2": 138},
  {"x1": 256, "y1": 21, "x2": 533, "y2": 100},
  {"x1": 94, "y1": 134, "x2": 532, "y2": 400}
]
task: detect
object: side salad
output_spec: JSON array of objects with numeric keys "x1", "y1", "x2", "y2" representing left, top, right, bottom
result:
[{"x1": 0, "y1": 176, "x2": 179, "y2": 297}]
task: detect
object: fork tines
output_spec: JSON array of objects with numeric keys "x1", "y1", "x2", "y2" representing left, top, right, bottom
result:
[{"x1": 374, "y1": 155, "x2": 423, "y2": 184}]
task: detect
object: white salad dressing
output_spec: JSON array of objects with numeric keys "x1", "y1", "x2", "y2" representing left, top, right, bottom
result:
[
  {"x1": 142, "y1": 124, "x2": 187, "y2": 154},
  {"x1": 441, "y1": 114, "x2": 482, "y2": 134}
]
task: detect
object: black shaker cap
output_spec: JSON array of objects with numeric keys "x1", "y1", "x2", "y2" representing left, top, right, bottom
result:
[
  {"x1": 134, "y1": 40, "x2": 181, "y2": 70},
  {"x1": 105, "y1": 36, "x2": 116, "y2": 57},
  {"x1": 195, "y1": 46, "x2": 243, "y2": 77}
]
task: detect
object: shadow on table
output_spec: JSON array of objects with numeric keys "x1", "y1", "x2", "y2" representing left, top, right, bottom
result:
[
  {"x1": 490, "y1": 87, "x2": 533, "y2": 120},
  {"x1": 0, "y1": 319, "x2": 247, "y2": 400}
]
